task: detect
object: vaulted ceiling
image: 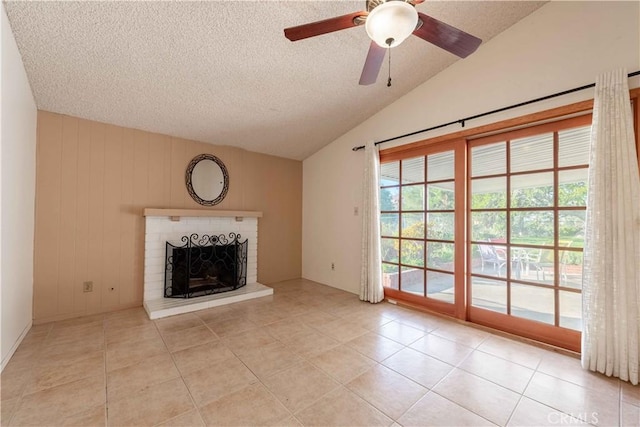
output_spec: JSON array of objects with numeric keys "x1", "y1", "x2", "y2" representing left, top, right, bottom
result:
[{"x1": 4, "y1": 1, "x2": 546, "y2": 160}]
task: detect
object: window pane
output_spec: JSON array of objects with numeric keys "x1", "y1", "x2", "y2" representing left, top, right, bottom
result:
[
  {"x1": 401, "y1": 240, "x2": 424, "y2": 267},
  {"x1": 510, "y1": 246, "x2": 554, "y2": 285},
  {"x1": 402, "y1": 157, "x2": 424, "y2": 184},
  {"x1": 558, "y1": 169, "x2": 588, "y2": 206},
  {"x1": 511, "y1": 172, "x2": 554, "y2": 208},
  {"x1": 381, "y1": 238, "x2": 398, "y2": 263},
  {"x1": 427, "y1": 151, "x2": 454, "y2": 181},
  {"x1": 381, "y1": 213, "x2": 399, "y2": 237},
  {"x1": 427, "y1": 271, "x2": 454, "y2": 303},
  {"x1": 559, "y1": 126, "x2": 590, "y2": 167},
  {"x1": 426, "y1": 242, "x2": 454, "y2": 271},
  {"x1": 382, "y1": 263, "x2": 399, "y2": 289},
  {"x1": 401, "y1": 266, "x2": 423, "y2": 296},
  {"x1": 471, "y1": 212, "x2": 506, "y2": 242},
  {"x1": 427, "y1": 183, "x2": 454, "y2": 210},
  {"x1": 471, "y1": 243, "x2": 507, "y2": 277},
  {"x1": 511, "y1": 133, "x2": 553, "y2": 172},
  {"x1": 471, "y1": 177, "x2": 506, "y2": 209},
  {"x1": 510, "y1": 211, "x2": 554, "y2": 245},
  {"x1": 511, "y1": 284, "x2": 554, "y2": 325},
  {"x1": 401, "y1": 213, "x2": 424, "y2": 238},
  {"x1": 380, "y1": 161, "x2": 400, "y2": 186},
  {"x1": 471, "y1": 142, "x2": 506, "y2": 177},
  {"x1": 380, "y1": 187, "x2": 399, "y2": 211},
  {"x1": 401, "y1": 185, "x2": 424, "y2": 210},
  {"x1": 559, "y1": 211, "x2": 585, "y2": 248},
  {"x1": 427, "y1": 213, "x2": 454, "y2": 241},
  {"x1": 471, "y1": 277, "x2": 506, "y2": 313},
  {"x1": 559, "y1": 290, "x2": 582, "y2": 331},
  {"x1": 560, "y1": 250, "x2": 583, "y2": 289}
]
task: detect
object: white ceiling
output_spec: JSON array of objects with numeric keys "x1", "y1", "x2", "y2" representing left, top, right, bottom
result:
[{"x1": 4, "y1": 1, "x2": 546, "y2": 160}]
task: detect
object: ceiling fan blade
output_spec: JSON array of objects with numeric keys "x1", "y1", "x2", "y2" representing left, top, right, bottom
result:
[
  {"x1": 413, "y1": 12, "x2": 482, "y2": 58},
  {"x1": 284, "y1": 12, "x2": 368, "y2": 41},
  {"x1": 359, "y1": 41, "x2": 386, "y2": 86}
]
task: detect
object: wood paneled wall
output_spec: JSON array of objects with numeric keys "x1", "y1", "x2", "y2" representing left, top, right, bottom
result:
[{"x1": 34, "y1": 111, "x2": 302, "y2": 323}]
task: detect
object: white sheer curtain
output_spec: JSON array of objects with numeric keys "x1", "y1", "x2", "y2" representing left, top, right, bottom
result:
[
  {"x1": 360, "y1": 141, "x2": 384, "y2": 303},
  {"x1": 582, "y1": 69, "x2": 640, "y2": 385}
]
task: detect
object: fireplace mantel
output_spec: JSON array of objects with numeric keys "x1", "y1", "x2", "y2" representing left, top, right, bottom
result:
[{"x1": 144, "y1": 208, "x2": 262, "y2": 221}]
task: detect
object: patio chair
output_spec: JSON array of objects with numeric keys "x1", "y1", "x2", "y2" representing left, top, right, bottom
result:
[
  {"x1": 478, "y1": 243, "x2": 507, "y2": 275},
  {"x1": 525, "y1": 248, "x2": 546, "y2": 280},
  {"x1": 559, "y1": 240, "x2": 575, "y2": 284}
]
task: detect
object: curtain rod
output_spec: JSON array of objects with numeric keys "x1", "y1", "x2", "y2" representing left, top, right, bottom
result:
[{"x1": 352, "y1": 69, "x2": 640, "y2": 152}]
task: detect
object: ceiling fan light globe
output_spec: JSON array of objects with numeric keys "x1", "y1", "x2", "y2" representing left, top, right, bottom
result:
[{"x1": 365, "y1": 1, "x2": 418, "y2": 48}]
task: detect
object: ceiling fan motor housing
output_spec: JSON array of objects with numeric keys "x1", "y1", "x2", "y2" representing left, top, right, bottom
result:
[{"x1": 366, "y1": 0, "x2": 387, "y2": 13}]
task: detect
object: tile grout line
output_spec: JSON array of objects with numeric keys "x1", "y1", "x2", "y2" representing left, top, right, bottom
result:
[
  {"x1": 518, "y1": 355, "x2": 615, "y2": 425},
  {"x1": 618, "y1": 382, "x2": 623, "y2": 426},
  {"x1": 224, "y1": 306, "x2": 384, "y2": 423},
  {"x1": 398, "y1": 344, "x2": 503, "y2": 425},
  {"x1": 219, "y1": 325, "x2": 298, "y2": 424},
  {"x1": 197, "y1": 308, "x2": 340, "y2": 425},
  {"x1": 102, "y1": 317, "x2": 108, "y2": 427},
  {"x1": 409, "y1": 334, "x2": 522, "y2": 427},
  {"x1": 3, "y1": 325, "x2": 52, "y2": 426},
  {"x1": 176, "y1": 310, "x2": 299, "y2": 424},
  {"x1": 154, "y1": 316, "x2": 207, "y2": 426},
  {"x1": 11, "y1": 318, "x2": 107, "y2": 426},
  {"x1": 376, "y1": 340, "x2": 431, "y2": 424}
]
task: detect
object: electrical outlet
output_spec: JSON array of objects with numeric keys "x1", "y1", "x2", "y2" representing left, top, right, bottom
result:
[
  {"x1": 83, "y1": 281, "x2": 93, "y2": 292},
  {"x1": 331, "y1": 262, "x2": 335, "y2": 271}
]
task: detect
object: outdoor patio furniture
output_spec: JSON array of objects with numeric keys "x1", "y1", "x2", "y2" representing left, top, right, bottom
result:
[
  {"x1": 524, "y1": 248, "x2": 546, "y2": 280},
  {"x1": 478, "y1": 243, "x2": 507, "y2": 275}
]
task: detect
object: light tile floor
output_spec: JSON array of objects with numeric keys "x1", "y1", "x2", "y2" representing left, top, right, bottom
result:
[{"x1": 1, "y1": 279, "x2": 638, "y2": 426}]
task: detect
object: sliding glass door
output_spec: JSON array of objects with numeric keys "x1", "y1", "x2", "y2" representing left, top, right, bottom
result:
[
  {"x1": 467, "y1": 115, "x2": 590, "y2": 351},
  {"x1": 380, "y1": 141, "x2": 466, "y2": 318},
  {"x1": 378, "y1": 115, "x2": 591, "y2": 351}
]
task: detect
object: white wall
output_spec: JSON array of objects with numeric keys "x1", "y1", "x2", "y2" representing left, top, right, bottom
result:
[
  {"x1": 302, "y1": 1, "x2": 640, "y2": 294},
  {"x1": 1, "y1": 4, "x2": 37, "y2": 370}
]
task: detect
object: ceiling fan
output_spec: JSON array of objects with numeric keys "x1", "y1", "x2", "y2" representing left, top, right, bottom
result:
[{"x1": 284, "y1": 0, "x2": 482, "y2": 86}]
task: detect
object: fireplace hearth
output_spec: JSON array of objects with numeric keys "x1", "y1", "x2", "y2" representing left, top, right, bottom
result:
[{"x1": 165, "y1": 233, "x2": 248, "y2": 298}]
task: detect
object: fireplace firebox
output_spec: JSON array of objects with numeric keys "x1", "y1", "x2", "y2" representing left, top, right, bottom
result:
[{"x1": 165, "y1": 233, "x2": 248, "y2": 298}]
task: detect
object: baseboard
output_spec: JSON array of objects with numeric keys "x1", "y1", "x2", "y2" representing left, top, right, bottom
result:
[
  {"x1": 32, "y1": 301, "x2": 143, "y2": 325},
  {"x1": 1, "y1": 320, "x2": 32, "y2": 373}
]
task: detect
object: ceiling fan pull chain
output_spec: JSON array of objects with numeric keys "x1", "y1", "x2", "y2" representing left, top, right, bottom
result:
[{"x1": 387, "y1": 39, "x2": 392, "y2": 87}]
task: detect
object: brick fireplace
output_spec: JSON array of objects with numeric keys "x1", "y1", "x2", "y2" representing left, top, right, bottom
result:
[{"x1": 142, "y1": 209, "x2": 272, "y2": 319}]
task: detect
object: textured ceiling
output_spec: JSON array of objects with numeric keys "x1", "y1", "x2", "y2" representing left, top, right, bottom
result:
[{"x1": 4, "y1": 1, "x2": 546, "y2": 160}]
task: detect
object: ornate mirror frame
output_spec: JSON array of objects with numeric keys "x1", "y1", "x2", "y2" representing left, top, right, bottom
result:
[{"x1": 185, "y1": 154, "x2": 229, "y2": 206}]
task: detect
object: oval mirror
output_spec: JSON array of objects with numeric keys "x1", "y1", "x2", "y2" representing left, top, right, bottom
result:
[{"x1": 185, "y1": 154, "x2": 229, "y2": 206}]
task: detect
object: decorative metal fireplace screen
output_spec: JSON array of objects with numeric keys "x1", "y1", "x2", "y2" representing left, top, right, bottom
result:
[{"x1": 165, "y1": 233, "x2": 248, "y2": 298}]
